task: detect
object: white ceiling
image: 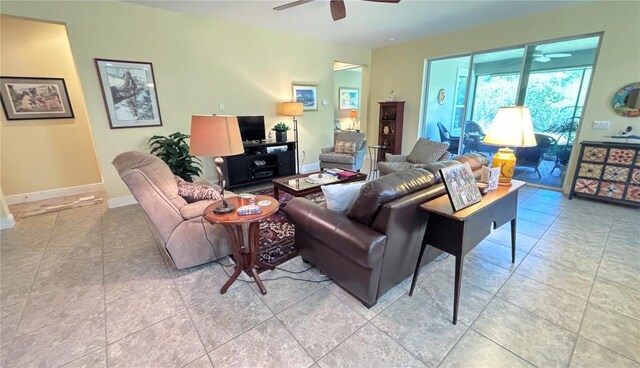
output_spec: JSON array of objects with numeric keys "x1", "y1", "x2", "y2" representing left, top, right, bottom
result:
[{"x1": 125, "y1": 0, "x2": 581, "y2": 49}]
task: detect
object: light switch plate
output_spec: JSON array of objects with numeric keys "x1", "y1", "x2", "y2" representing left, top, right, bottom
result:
[
  {"x1": 321, "y1": 100, "x2": 328, "y2": 106},
  {"x1": 592, "y1": 120, "x2": 610, "y2": 130}
]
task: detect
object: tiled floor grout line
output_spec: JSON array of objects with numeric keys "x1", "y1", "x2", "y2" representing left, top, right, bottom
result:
[
  {"x1": 567, "y1": 206, "x2": 634, "y2": 366},
  {"x1": 4, "y1": 211, "x2": 60, "y2": 362},
  {"x1": 100, "y1": 206, "x2": 110, "y2": 368}
]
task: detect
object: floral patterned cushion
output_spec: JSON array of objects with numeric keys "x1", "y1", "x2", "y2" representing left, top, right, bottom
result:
[
  {"x1": 334, "y1": 141, "x2": 357, "y2": 154},
  {"x1": 175, "y1": 176, "x2": 222, "y2": 203}
]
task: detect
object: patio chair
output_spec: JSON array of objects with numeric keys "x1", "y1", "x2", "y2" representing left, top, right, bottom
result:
[
  {"x1": 514, "y1": 133, "x2": 557, "y2": 178},
  {"x1": 463, "y1": 121, "x2": 486, "y2": 153},
  {"x1": 437, "y1": 122, "x2": 460, "y2": 155}
]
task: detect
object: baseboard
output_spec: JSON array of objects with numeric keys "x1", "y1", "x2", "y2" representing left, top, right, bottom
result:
[
  {"x1": 108, "y1": 195, "x2": 138, "y2": 208},
  {"x1": 5, "y1": 183, "x2": 104, "y2": 205},
  {"x1": 0, "y1": 214, "x2": 16, "y2": 230},
  {"x1": 300, "y1": 162, "x2": 320, "y2": 173}
]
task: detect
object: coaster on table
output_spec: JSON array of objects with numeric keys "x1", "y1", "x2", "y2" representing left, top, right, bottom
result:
[{"x1": 257, "y1": 200, "x2": 272, "y2": 207}]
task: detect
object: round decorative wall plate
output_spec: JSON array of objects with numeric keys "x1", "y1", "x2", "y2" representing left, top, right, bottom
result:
[
  {"x1": 383, "y1": 126, "x2": 390, "y2": 134},
  {"x1": 611, "y1": 82, "x2": 640, "y2": 117},
  {"x1": 437, "y1": 88, "x2": 446, "y2": 105}
]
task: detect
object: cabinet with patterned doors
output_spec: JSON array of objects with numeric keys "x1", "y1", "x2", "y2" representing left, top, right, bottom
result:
[
  {"x1": 377, "y1": 101, "x2": 405, "y2": 162},
  {"x1": 569, "y1": 141, "x2": 640, "y2": 206}
]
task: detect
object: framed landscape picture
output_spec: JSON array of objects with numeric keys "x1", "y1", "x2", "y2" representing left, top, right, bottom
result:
[
  {"x1": 339, "y1": 87, "x2": 359, "y2": 109},
  {"x1": 0, "y1": 77, "x2": 74, "y2": 120},
  {"x1": 95, "y1": 58, "x2": 162, "y2": 128},
  {"x1": 440, "y1": 163, "x2": 482, "y2": 211},
  {"x1": 293, "y1": 83, "x2": 318, "y2": 111}
]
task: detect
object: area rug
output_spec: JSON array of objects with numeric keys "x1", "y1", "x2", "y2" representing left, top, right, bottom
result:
[{"x1": 251, "y1": 188, "x2": 324, "y2": 267}]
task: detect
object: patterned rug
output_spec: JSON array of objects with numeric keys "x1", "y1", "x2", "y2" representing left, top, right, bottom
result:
[{"x1": 252, "y1": 188, "x2": 324, "y2": 267}]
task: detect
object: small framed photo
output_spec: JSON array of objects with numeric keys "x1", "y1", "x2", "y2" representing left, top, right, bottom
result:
[
  {"x1": 293, "y1": 83, "x2": 318, "y2": 111},
  {"x1": 95, "y1": 58, "x2": 162, "y2": 129},
  {"x1": 0, "y1": 77, "x2": 74, "y2": 120},
  {"x1": 339, "y1": 87, "x2": 359, "y2": 110},
  {"x1": 440, "y1": 163, "x2": 482, "y2": 211}
]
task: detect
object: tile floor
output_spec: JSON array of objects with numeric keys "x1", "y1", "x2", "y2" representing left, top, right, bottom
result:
[{"x1": 1, "y1": 187, "x2": 639, "y2": 368}]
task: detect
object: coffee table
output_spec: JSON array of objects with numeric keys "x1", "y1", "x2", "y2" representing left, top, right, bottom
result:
[{"x1": 272, "y1": 170, "x2": 368, "y2": 200}]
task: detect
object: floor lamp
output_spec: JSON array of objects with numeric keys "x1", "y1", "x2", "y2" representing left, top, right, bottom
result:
[
  {"x1": 189, "y1": 115, "x2": 244, "y2": 213},
  {"x1": 281, "y1": 102, "x2": 304, "y2": 173}
]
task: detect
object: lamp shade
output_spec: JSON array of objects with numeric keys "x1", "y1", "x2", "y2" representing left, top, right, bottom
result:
[
  {"x1": 281, "y1": 102, "x2": 303, "y2": 117},
  {"x1": 349, "y1": 110, "x2": 359, "y2": 119},
  {"x1": 189, "y1": 115, "x2": 244, "y2": 157},
  {"x1": 483, "y1": 106, "x2": 537, "y2": 148}
]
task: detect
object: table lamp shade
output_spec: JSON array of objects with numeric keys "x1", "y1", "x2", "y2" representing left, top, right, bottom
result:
[
  {"x1": 483, "y1": 106, "x2": 537, "y2": 186},
  {"x1": 281, "y1": 102, "x2": 303, "y2": 117},
  {"x1": 189, "y1": 115, "x2": 244, "y2": 157},
  {"x1": 349, "y1": 110, "x2": 359, "y2": 119},
  {"x1": 483, "y1": 106, "x2": 537, "y2": 148}
]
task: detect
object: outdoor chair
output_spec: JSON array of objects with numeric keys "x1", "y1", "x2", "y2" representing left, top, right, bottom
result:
[{"x1": 514, "y1": 133, "x2": 557, "y2": 178}]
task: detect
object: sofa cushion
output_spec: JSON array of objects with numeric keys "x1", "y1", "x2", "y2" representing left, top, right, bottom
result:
[
  {"x1": 318, "y1": 152, "x2": 356, "y2": 164},
  {"x1": 347, "y1": 169, "x2": 436, "y2": 226},
  {"x1": 321, "y1": 181, "x2": 366, "y2": 214},
  {"x1": 453, "y1": 152, "x2": 489, "y2": 170},
  {"x1": 407, "y1": 138, "x2": 449, "y2": 165},
  {"x1": 175, "y1": 177, "x2": 222, "y2": 203},
  {"x1": 334, "y1": 141, "x2": 357, "y2": 154},
  {"x1": 378, "y1": 161, "x2": 413, "y2": 176},
  {"x1": 335, "y1": 131, "x2": 365, "y2": 150}
]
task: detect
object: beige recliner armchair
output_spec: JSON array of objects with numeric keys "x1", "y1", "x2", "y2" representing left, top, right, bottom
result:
[{"x1": 112, "y1": 151, "x2": 232, "y2": 269}]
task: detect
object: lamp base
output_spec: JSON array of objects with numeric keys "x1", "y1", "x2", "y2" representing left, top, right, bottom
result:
[
  {"x1": 492, "y1": 147, "x2": 516, "y2": 186},
  {"x1": 213, "y1": 203, "x2": 235, "y2": 214}
]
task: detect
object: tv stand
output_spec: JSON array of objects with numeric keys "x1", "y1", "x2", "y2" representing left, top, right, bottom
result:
[{"x1": 222, "y1": 140, "x2": 296, "y2": 189}]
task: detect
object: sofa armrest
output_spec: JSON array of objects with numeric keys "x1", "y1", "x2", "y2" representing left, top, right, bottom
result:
[
  {"x1": 385, "y1": 154, "x2": 409, "y2": 163},
  {"x1": 180, "y1": 200, "x2": 216, "y2": 220},
  {"x1": 284, "y1": 198, "x2": 387, "y2": 268},
  {"x1": 321, "y1": 146, "x2": 335, "y2": 154}
]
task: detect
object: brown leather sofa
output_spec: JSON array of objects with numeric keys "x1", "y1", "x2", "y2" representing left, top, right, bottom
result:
[{"x1": 285, "y1": 153, "x2": 488, "y2": 307}]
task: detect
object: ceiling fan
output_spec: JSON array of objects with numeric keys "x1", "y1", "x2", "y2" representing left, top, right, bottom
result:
[
  {"x1": 274, "y1": 0, "x2": 401, "y2": 21},
  {"x1": 533, "y1": 53, "x2": 572, "y2": 62}
]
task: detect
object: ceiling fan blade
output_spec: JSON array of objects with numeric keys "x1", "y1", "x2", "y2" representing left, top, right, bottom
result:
[
  {"x1": 273, "y1": 0, "x2": 314, "y2": 11},
  {"x1": 547, "y1": 53, "x2": 572, "y2": 58},
  {"x1": 330, "y1": 0, "x2": 346, "y2": 21},
  {"x1": 535, "y1": 56, "x2": 551, "y2": 63}
]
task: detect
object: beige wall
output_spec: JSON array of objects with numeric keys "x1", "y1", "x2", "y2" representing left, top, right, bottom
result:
[
  {"x1": 1, "y1": 1, "x2": 371, "y2": 201},
  {"x1": 368, "y1": 1, "x2": 639, "y2": 192},
  {"x1": 0, "y1": 16, "x2": 102, "y2": 196}
]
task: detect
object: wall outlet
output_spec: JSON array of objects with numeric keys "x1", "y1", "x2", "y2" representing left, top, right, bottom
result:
[
  {"x1": 219, "y1": 103, "x2": 225, "y2": 111},
  {"x1": 592, "y1": 120, "x2": 610, "y2": 130}
]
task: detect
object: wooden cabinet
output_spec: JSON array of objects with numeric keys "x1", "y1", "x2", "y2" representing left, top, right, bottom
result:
[
  {"x1": 221, "y1": 141, "x2": 296, "y2": 189},
  {"x1": 377, "y1": 101, "x2": 405, "y2": 162},
  {"x1": 569, "y1": 141, "x2": 640, "y2": 207}
]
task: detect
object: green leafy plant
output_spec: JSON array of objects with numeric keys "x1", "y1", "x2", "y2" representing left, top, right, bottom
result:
[
  {"x1": 271, "y1": 122, "x2": 290, "y2": 132},
  {"x1": 546, "y1": 116, "x2": 579, "y2": 165},
  {"x1": 149, "y1": 132, "x2": 202, "y2": 182}
]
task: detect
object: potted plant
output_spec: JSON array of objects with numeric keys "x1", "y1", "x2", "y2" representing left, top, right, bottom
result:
[
  {"x1": 272, "y1": 122, "x2": 290, "y2": 143},
  {"x1": 546, "y1": 116, "x2": 578, "y2": 166},
  {"x1": 149, "y1": 132, "x2": 202, "y2": 182}
]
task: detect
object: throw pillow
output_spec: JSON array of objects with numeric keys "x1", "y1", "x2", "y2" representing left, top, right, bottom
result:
[
  {"x1": 175, "y1": 176, "x2": 222, "y2": 203},
  {"x1": 407, "y1": 138, "x2": 449, "y2": 165},
  {"x1": 321, "y1": 181, "x2": 366, "y2": 214},
  {"x1": 334, "y1": 140, "x2": 357, "y2": 154}
]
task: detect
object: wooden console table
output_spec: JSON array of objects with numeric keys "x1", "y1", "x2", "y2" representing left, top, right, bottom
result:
[
  {"x1": 204, "y1": 195, "x2": 279, "y2": 295},
  {"x1": 409, "y1": 180, "x2": 526, "y2": 324}
]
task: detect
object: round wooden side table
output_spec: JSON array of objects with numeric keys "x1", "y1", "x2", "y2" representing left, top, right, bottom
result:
[{"x1": 204, "y1": 195, "x2": 279, "y2": 295}]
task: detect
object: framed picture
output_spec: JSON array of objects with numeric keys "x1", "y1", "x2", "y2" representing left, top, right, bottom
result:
[
  {"x1": 293, "y1": 83, "x2": 318, "y2": 111},
  {"x1": 440, "y1": 163, "x2": 482, "y2": 211},
  {"x1": 95, "y1": 58, "x2": 162, "y2": 128},
  {"x1": 0, "y1": 77, "x2": 74, "y2": 120},
  {"x1": 339, "y1": 87, "x2": 359, "y2": 110}
]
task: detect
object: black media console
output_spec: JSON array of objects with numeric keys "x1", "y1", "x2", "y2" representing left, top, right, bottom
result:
[{"x1": 222, "y1": 140, "x2": 296, "y2": 189}]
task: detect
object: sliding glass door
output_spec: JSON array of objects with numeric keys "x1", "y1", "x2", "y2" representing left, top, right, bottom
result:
[{"x1": 420, "y1": 33, "x2": 601, "y2": 189}]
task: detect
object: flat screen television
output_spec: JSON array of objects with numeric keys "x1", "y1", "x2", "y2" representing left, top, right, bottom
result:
[{"x1": 237, "y1": 116, "x2": 266, "y2": 142}]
